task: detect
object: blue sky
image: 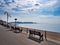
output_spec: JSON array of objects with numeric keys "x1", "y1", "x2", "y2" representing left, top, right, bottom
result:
[{"x1": 0, "y1": 0, "x2": 60, "y2": 24}]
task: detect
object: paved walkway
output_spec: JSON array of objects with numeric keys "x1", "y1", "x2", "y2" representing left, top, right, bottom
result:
[{"x1": 0, "y1": 25, "x2": 60, "y2": 45}]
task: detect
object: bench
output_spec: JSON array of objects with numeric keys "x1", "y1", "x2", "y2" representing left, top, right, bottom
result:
[
  {"x1": 15, "y1": 27, "x2": 22, "y2": 33},
  {"x1": 29, "y1": 30, "x2": 43, "y2": 42},
  {"x1": 11, "y1": 26, "x2": 15, "y2": 30},
  {"x1": 11, "y1": 26, "x2": 22, "y2": 33}
]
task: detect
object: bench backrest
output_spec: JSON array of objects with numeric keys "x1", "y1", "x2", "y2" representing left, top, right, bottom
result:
[
  {"x1": 29, "y1": 30, "x2": 41, "y2": 36},
  {"x1": 34, "y1": 31, "x2": 41, "y2": 36},
  {"x1": 29, "y1": 30, "x2": 34, "y2": 34}
]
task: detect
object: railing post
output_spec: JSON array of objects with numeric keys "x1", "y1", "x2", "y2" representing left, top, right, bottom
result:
[{"x1": 45, "y1": 31, "x2": 47, "y2": 41}]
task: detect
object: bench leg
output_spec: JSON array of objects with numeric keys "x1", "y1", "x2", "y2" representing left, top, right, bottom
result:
[
  {"x1": 41, "y1": 34, "x2": 43, "y2": 41},
  {"x1": 19, "y1": 29, "x2": 22, "y2": 33},
  {"x1": 29, "y1": 34, "x2": 33, "y2": 38},
  {"x1": 39, "y1": 34, "x2": 43, "y2": 41}
]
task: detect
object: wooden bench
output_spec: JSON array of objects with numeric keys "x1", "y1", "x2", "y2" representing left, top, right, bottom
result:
[
  {"x1": 11, "y1": 26, "x2": 22, "y2": 33},
  {"x1": 15, "y1": 27, "x2": 22, "y2": 33},
  {"x1": 11, "y1": 26, "x2": 15, "y2": 30},
  {"x1": 29, "y1": 30, "x2": 43, "y2": 41}
]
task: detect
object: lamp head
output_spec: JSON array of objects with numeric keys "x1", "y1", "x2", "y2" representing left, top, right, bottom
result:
[{"x1": 15, "y1": 18, "x2": 17, "y2": 20}]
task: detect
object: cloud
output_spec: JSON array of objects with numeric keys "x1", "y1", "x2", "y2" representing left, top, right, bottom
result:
[
  {"x1": 0, "y1": 0, "x2": 59, "y2": 15},
  {"x1": 0, "y1": 0, "x2": 58, "y2": 13},
  {"x1": 43, "y1": 0, "x2": 57, "y2": 7},
  {"x1": 19, "y1": 15, "x2": 60, "y2": 24},
  {"x1": 0, "y1": 14, "x2": 7, "y2": 21}
]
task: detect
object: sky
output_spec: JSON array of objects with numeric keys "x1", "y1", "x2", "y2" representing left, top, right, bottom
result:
[{"x1": 0, "y1": 0, "x2": 60, "y2": 24}]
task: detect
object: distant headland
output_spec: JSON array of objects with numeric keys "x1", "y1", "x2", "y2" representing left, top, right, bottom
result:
[{"x1": 9, "y1": 21, "x2": 37, "y2": 24}]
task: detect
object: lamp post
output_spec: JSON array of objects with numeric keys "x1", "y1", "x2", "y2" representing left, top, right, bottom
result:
[
  {"x1": 4, "y1": 11, "x2": 8, "y2": 26},
  {"x1": 4, "y1": 11, "x2": 11, "y2": 26},
  {"x1": 14, "y1": 18, "x2": 17, "y2": 30}
]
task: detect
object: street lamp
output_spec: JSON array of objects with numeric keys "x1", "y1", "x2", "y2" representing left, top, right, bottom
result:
[
  {"x1": 4, "y1": 11, "x2": 8, "y2": 26},
  {"x1": 14, "y1": 18, "x2": 17, "y2": 30},
  {"x1": 4, "y1": 11, "x2": 11, "y2": 26}
]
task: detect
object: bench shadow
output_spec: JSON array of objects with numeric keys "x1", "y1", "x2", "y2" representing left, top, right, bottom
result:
[
  {"x1": 8, "y1": 29, "x2": 14, "y2": 31},
  {"x1": 28, "y1": 36, "x2": 43, "y2": 43},
  {"x1": 13, "y1": 30, "x2": 21, "y2": 33},
  {"x1": 6, "y1": 29, "x2": 21, "y2": 33},
  {"x1": 6, "y1": 29, "x2": 15, "y2": 32}
]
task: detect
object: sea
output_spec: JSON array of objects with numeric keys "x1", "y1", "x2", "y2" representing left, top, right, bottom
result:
[{"x1": 10, "y1": 22, "x2": 60, "y2": 33}]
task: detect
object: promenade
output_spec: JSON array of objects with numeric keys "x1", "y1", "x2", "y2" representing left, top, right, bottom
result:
[{"x1": 0, "y1": 25, "x2": 60, "y2": 45}]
